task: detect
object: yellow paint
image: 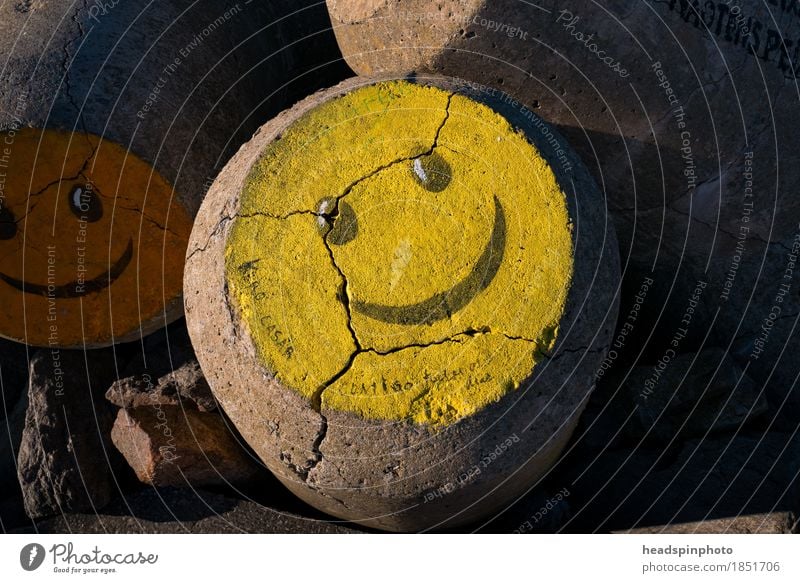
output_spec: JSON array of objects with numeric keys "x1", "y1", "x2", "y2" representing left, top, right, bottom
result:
[
  {"x1": 322, "y1": 333, "x2": 544, "y2": 426},
  {"x1": 239, "y1": 81, "x2": 449, "y2": 218},
  {"x1": 0, "y1": 128, "x2": 191, "y2": 346},
  {"x1": 226, "y1": 81, "x2": 574, "y2": 427},
  {"x1": 226, "y1": 215, "x2": 357, "y2": 399}
]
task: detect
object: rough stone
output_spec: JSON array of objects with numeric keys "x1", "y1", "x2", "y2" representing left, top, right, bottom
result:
[
  {"x1": 110, "y1": 407, "x2": 261, "y2": 488},
  {"x1": 16, "y1": 349, "x2": 121, "y2": 519},
  {"x1": 618, "y1": 512, "x2": 798, "y2": 534},
  {"x1": 619, "y1": 348, "x2": 768, "y2": 443},
  {"x1": 107, "y1": 360, "x2": 216, "y2": 412},
  {"x1": 185, "y1": 76, "x2": 619, "y2": 531},
  {"x1": 106, "y1": 319, "x2": 216, "y2": 412},
  {"x1": 27, "y1": 488, "x2": 356, "y2": 534},
  {"x1": 561, "y1": 432, "x2": 800, "y2": 533}
]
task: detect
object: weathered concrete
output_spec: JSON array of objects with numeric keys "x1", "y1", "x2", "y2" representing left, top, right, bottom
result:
[{"x1": 185, "y1": 75, "x2": 619, "y2": 531}]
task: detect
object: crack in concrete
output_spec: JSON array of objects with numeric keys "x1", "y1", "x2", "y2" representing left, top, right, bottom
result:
[
  {"x1": 299, "y1": 327, "x2": 492, "y2": 481},
  {"x1": 279, "y1": 450, "x2": 321, "y2": 482},
  {"x1": 221, "y1": 279, "x2": 239, "y2": 342},
  {"x1": 63, "y1": 2, "x2": 90, "y2": 134},
  {"x1": 322, "y1": 228, "x2": 362, "y2": 351},
  {"x1": 311, "y1": 328, "x2": 545, "y2": 411},
  {"x1": 319, "y1": 90, "x2": 454, "y2": 214},
  {"x1": 318, "y1": 490, "x2": 352, "y2": 511},
  {"x1": 16, "y1": 180, "x2": 71, "y2": 224},
  {"x1": 310, "y1": 92, "x2": 458, "y2": 402},
  {"x1": 236, "y1": 209, "x2": 319, "y2": 221},
  {"x1": 541, "y1": 345, "x2": 603, "y2": 362},
  {"x1": 86, "y1": 178, "x2": 185, "y2": 238},
  {"x1": 367, "y1": 328, "x2": 484, "y2": 356},
  {"x1": 14, "y1": 147, "x2": 98, "y2": 225},
  {"x1": 500, "y1": 332, "x2": 540, "y2": 343},
  {"x1": 432, "y1": 91, "x2": 454, "y2": 147},
  {"x1": 186, "y1": 215, "x2": 233, "y2": 261},
  {"x1": 138, "y1": 214, "x2": 183, "y2": 239},
  {"x1": 231, "y1": 91, "x2": 455, "y2": 225},
  {"x1": 301, "y1": 414, "x2": 328, "y2": 480},
  {"x1": 231, "y1": 93, "x2": 457, "y2": 235},
  {"x1": 305, "y1": 225, "x2": 363, "y2": 480},
  {"x1": 294, "y1": 326, "x2": 553, "y2": 482},
  {"x1": 245, "y1": 93, "x2": 464, "y2": 482}
]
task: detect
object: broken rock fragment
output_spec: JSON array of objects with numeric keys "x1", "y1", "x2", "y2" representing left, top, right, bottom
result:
[{"x1": 111, "y1": 406, "x2": 260, "y2": 488}]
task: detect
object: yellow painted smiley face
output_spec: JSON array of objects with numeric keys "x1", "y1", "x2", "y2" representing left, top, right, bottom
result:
[
  {"x1": 0, "y1": 128, "x2": 192, "y2": 347},
  {"x1": 225, "y1": 81, "x2": 574, "y2": 427}
]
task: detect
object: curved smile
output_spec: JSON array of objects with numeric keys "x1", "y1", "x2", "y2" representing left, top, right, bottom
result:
[
  {"x1": 353, "y1": 196, "x2": 506, "y2": 326},
  {"x1": 0, "y1": 238, "x2": 134, "y2": 299}
]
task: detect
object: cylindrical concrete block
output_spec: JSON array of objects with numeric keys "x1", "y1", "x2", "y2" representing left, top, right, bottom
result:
[{"x1": 185, "y1": 76, "x2": 619, "y2": 531}]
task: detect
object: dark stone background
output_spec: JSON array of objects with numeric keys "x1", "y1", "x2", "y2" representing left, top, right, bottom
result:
[{"x1": 1, "y1": 0, "x2": 799, "y2": 534}]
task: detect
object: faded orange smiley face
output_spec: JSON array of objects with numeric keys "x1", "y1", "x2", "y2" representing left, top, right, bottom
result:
[{"x1": 0, "y1": 128, "x2": 192, "y2": 347}]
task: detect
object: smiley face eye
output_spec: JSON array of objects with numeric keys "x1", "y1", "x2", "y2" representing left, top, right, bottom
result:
[
  {"x1": 69, "y1": 184, "x2": 103, "y2": 223},
  {"x1": 316, "y1": 198, "x2": 358, "y2": 246},
  {"x1": 0, "y1": 206, "x2": 16, "y2": 240},
  {"x1": 412, "y1": 152, "x2": 451, "y2": 192}
]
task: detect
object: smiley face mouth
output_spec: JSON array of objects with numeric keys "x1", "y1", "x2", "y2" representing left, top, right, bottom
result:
[
  {"x1": 352, "y1": 196, "x2": 506, "y2": 326},
  {"x1": 0, "y1": 238, "x2": 134, "y2": 299}
]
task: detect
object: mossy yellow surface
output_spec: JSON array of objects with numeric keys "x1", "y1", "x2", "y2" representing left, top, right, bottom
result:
[
  {"x1": 226, "y1": 215, "x2": 356, "y2": 398},
  {"x1": 226, "y1": 81, "x2": 574, "y2": 427}
]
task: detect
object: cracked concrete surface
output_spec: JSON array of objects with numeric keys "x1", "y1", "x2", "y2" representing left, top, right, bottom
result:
[
  {"x1": 224, "y1": 80, "x2": 577, "y2": 427},
  {"x1": 324, "y1": 2, "x2": 800, "y2": 418},
  {"x1": 186, "y1": 76, "x2": 620, "y2": 531},
  {"x1": 313, "y1": 92, "x2": 456, "y2": 367}
]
